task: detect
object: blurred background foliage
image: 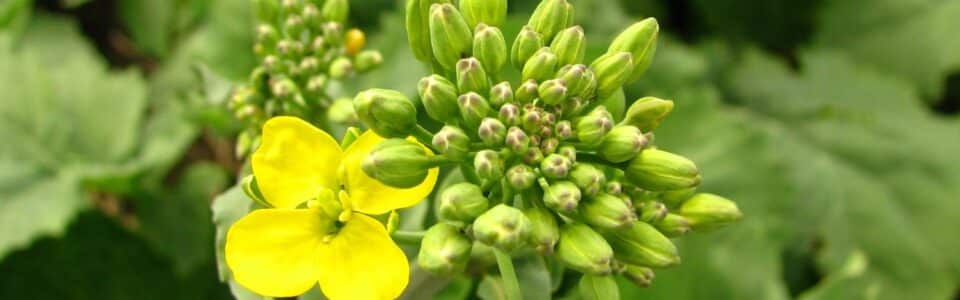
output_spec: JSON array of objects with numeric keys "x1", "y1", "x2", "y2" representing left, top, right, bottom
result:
[{"x1": 1, "y1": 0, "x2": 958, "y2": 299}]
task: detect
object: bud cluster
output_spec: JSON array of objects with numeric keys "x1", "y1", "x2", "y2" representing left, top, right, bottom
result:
[
  {"x1": 229, "y1": 0, "x2": 384, "y2": 156},
  {"x1": 356, "y1": 0, "x2": 743, "y2": 289}
]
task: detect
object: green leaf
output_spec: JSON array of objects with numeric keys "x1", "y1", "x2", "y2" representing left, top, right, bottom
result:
[
  {"x1": 477, "y1": 275, "x2": 508, "y2": 300},
  {"x1": 577, "y1": 275, "x2": 619, "y2": 300},
  {"x1": 813, "y1": 0, "x2": 960, "y2": 99},
  {"x1": 434, "y1": 276, "x2": 475, "y2": 300},
  {"x1": 211, "y1": 184, "x2": 252, "y2": 282}
]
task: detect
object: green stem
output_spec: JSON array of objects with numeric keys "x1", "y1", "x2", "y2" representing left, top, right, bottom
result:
[
  {"x1": 390, "y1": 230, "x2": 425, "y2": 245},
  {"x1": 413, "y1": 125, "x2": 437, "y2": 151},
  {"x1": 493, "y1": 248, "x2": 523, "y2": 300}
]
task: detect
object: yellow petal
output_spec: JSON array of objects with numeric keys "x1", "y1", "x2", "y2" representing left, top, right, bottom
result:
[
  {"x1": 225, "y1": 209, "x2": 332, "y2": 297},
  {"x1": 342, "y1": 130, "x2": 439, "y2": 215},
  {"x1": 316, "y1": 214, "x2": 409, "y2": 300},
  {"x1": 253, "y1": 116, "x2": 343, "y2": 208}
]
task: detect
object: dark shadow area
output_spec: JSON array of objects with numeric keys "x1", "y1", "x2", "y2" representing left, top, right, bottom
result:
[
  {"x1": 933, "y1": 72, "x2": 960, "y2": 115},
  {"x1": 35, "y1": 0, "x2": 149, "y2": 69},
  {"x1": 781, "y1": 237, "x2": 824, "y2": 297}
]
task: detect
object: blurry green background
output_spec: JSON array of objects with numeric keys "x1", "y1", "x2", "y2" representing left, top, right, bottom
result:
[{"x1": 1, "y1": 0, "x2": 958, "y2": 299}]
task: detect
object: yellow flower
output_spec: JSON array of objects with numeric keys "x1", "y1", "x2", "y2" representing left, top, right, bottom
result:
[{"x1": 225, "y1": 116, "x2": 439, "y2": 299}]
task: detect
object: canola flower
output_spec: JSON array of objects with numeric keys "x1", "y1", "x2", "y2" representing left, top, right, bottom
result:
[{"x1": 225, "y1": 116, "x2": 437, "y2": 299}]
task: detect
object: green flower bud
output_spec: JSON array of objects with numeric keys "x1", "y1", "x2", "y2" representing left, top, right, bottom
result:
[
  {"x1": 578, "y1": 275, "x2": 620, "y2": 300},
  {"x1": 555, "y1": 121, "x2": 574, "y2": 140},
  {"x1": 625, "y1": 149, "x2": 701, "y2": 191},
  {"x1": 472, "y1": 24, "x2": 508, "y2": 75},
  {"x1": 637, "y1": 201, "x2": 668, "y2": 223},
  {"x1": 528, "y1": 0, "x2": 573, "y2": 42},
  {"x1": 459, "y1": 0, "x2": 506, "y2": 28},
  {"x1": 472, "y1": 204, "x2": 533, "y2": 252},
  {"x1": 540, "y1": 137, "x2": 560, "y2": 154},
  {"x1": 677, "y1": 193, "x2": 742, "y2": 231},
  {"x1": 511, "y1": 26, "x2": 544, "y2": 69},
  {"x1": 570, "y1": 164, "x2": 606, "y2": 197},
  {"x1": 515, "y1": 79, "x2": 540, "y2": 104},
  {"x1": 621, "y1": 97, "x2": 674, "y2": 132},
  {"x1": 281, "y1": 0, "x2": 301, "y2": 16},
  {"x1": 540, "y1": 153, "x2": 573, "y2": 179},
  {"x1": 429, "y1": 3, "x2": 473, "y2": 71},
  {"x1": 419, "y1": 75, "x2": 460, "y2": 123},
  {"x1": 433, "y1": 125, "x2": 471, "y2": 161},
  {"x1": 301, "y1": 4, "x2": 322, "y2": 31},
  {"x1": 558, "y1": 145, "x2": 577, "y2": 161},
  {"x1": 660, "y1": 187, "x2": 695, "y2": 207},
  {"x1": 490, "y1": 81, "x2": 514, "y2": 107},
  {"x1": 605, "y1": 181, "x2": 623, "y2": 195},
  {"x1": 550, "y1": 26, "x2": 586, "y2": 66},
  {"x1": 322, "y1": 22, "x2": 344, "y2": 45},
  {"x1": 576, "y1": 107, "x2": 614, "y2": 147},
  {"x1": 456, "y1": 57, "x2": 490, "y2": 94},
  {"x1": 523, "y1": 147, "x2": 545, "y2": 165},
  {"x1": 354, "y1": 89, "x2": 418, "y2": 138},
  {"x1": 320, "y1": 0, "x2": 349, "y2": 23},
  {"x1": 253, "y1": 0, "x2": 280, "y2": 23},
  {"x1": 458, "y1": 92, "x2": 493, "y2": 130},
  {"x1": 478, "y1": 118, "x2": 507, "y2": 147},
  {"x1": 418, "y1": 223, "x2": 472, "y2": 275},
  {"x1": 507, "y1": 164, "x2": 537, "y2": 190},
  {"x1": 525, "y1": 206, "x2": 560, "y2": 255},
  {"x1": 599, "y1": 125, "x2": 648, "y2": 163},
  {"x1": 580, "y1": 193, "x2": 636, "y2": 230},
  {"x1": 327, "y1": 97, "x2": 357, "y2": 124},
  {"x1": 655, "y1": 213, "x2": 691, "y2": 237},
  {"x1": 405, "y1": 0, "x2": 451, "y2": 63},
  {"x1": 543, "y1": 181, "x2": 581, "y2": 213},
  {"x1": 256, "y1": 24, "x2": 280, "y2": 51},
  {"x1": 622, "y1": 265, "x2": 655, "y2": 287},
  {"x1": 557, "y1": 64, "x2": 597, "y2": 100},
  {"x1": 362, "y1": 139, "x2": 433, "y2": 188},
  {"x1": 283, "y1": 15, "x2": 305, "y2": 38},
  {"x1": 329, "y1": 56, "x2": 353, "y2": 79},
  {"x1": 538, "y1": 79, "x2": 568, "y2": 106},
  {"x1": 608, "y1": 18, "x2": 659, "y2": 82},
  {"x1": 605, "y1": 221, "x2": 680, "y2": 267},
  {"x1": 354, "y1": 50, "x2": 383, "y2": 73},
  {"x1": 521, "y1": 107, "x2": 543, "y2": 132},
  {"x1": 474, "y1": 149, "x2": 505, "y2": 182},
  {"x1": 439, "y1": 183, "x2": 489, "y2": 222},
  {"x1": 499, "y1": 103, "x2": 521, "y2": 126},
  {"x1": 556, "y1": 223, "x2": 614, "y2": 275},
  {"x1": 523, "y1": 48, "x2": 559, "y2": 82},
  {"x1": 590, "y1": 52, "x2": 634, "y2": 100},
  {"x1": 504, "y1": 126, "x2": 530, "y2": 154}
]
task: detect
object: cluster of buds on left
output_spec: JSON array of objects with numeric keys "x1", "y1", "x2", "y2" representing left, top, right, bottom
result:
[
  {"x1": 228, "y1": 0, "x2": 384, "y2": 157},
  {"x1": 354, "y1": 0, "x2": 743, "y2": 292}
]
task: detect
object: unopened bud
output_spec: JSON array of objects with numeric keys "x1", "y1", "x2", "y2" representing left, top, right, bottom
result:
[
  {"x1": 528, "y1": 0, "x2": 573, "y2": 42},
  {"x1": 354, "y1": 89, "x2": 418, "y2": 138},
  {"x1": 622, "y1": 265, "x2": 655, "y2": 287},
  {"x1": 557, "y1": 64, "x2": 597, "y2": 100},
  {"x1": 419, "y1": 75, "x2": 460, "y2": 123},
  {"x1": 576, "y1": 107, "x2": 614, "y2": 147},
  {"x1": 439, "y1": 183, "x2": 489, "y2": 222},
  {"x1": 525, "y1": 206, "x2": 560, "y2": 255},
  {"x1": 429, "y1": 3, "x2": 473, "y2": 71},
  {"x1": 655, "y1": 213, "x2": 691, "y2": 237},
  {"x1": 543, "y1": 181, "x2": 581, "y2": 214},
  {"x1": 329, "y1": 57, "x2": 353, "y2": 79},
  {"x1": 637, "y1": 201, "x2": 668, "y2": 223},
  {"x1": 505, "y1": 126, "x2": 531, "y2": 153},
  {"x1": 555, "y1": 121, "x2": 574, "y2": 140},
  {"x1": 283, "y1": 16, "x2": 305, "y2": 40},
  {"x1": 599, "y1": 125, "x2": 647, "y2": 163},
  {"x1": 362, "y1": 139, "x2": 434, "y2": 188},
  {"x1": 320, "y1": 0, "x2": 349, "y2": 23},
  {"x1": 608, "y1": 18, "x2": 659, "y2": 82},
  {"x1": 621, "y1": 97, "x2": 674, "y2": 132},
  {"x1": 474, "y1": 150, "x2": 505, "y2": 182},
  {"x1": 432, "y1": 125, "x2": 470, "y2": 161},
  {"x1": 523, "y1": 147, "x2": 544, "y2": 165},
  {"x1": 605, "y1": 221, "x2": 680, "y2": 267},
  {"x1": 550, "y1": 26, "x2": 586, "y2": 66},
  {"x1": 327, "y1": 98, "x2": 357, "y2": 124},
  {"x1": 521, "y1": 108, "x2": 543, "y2": 132},
  {"x1": 570, "y1": 164, "x2": 606, "y2": 197},
  {"x1": 515, "y1": 79, "x2": 540, "y2": 104},
  {"x1": 354, "y1": 50, "x2": 383, "y2": 72},
  {"x1": 625, "y1": 149, "x2": 701, "y2": 191},
  {"x1": 418, "y1": 223, "x2": 472, "y2": 275},
  {"x1": 472, "y1": 24, "x2": 508, "y2": 74},
  {"x1": 558, "y1": 145, "x2": 577, "y2": 161},
  {"x1": 677, "y1": 193, "x2": 742, "y2": 231},
  {"x1": 580, "y1": 193, "x2": 636, "y2": 230},
  {"x1": 523, "y1": 48, "x2": 559, "y2": 82},
  {"x1": 322, "y1": 22, "x2": 344, "y2": 45},
  {"x1": 511, "y1": 26, "x2": 543, "y2": 69},
  {"x1": 256, "y1": 24, "x2": 280, "y2": 50},
  {"x1": 490, "y1": 82, "x2": 514, "y2": 107},
  {"x1": 540, "y1": 137, "x2": 560, "y2": 154},
  {"x1": 253, "y1": 0, "x2": 280, "y2": 23},
  {"x1": 456, "y1": 57, "x2": 490, "y2": 94},
  {"x1": 478, "y1": 118, "x2": 507, "y2": 147},
  {"x1": 405, "y1": 0, "x2": 450, "y2": 63},
  {"x1": 538, "y1": 79, "x2": 568, "y2": 105},
  {"x1": 540, "y1": 154, "x2": 572, "y2": 179},
  {"x1": 459, "y1": 0, "x2": 506, "y2": 28},
  {"x1": 507, "y1": 164, "x2": 537, "y2": 190},
  {"x1": 556, "y1": 223, "x2": 613, "y2": 275},
  {"x1": 472, "y1": 204, "x2": 533, "y2": 252},
  {"x1": 590, "y1": 52, "x2": 634, "y2": 100},
  {"x1": 660, "y1": 187, "x2": 695, "y2": 207},
  {"x1": 458, "y1": 92, "x2": 493, "y2": 130}
]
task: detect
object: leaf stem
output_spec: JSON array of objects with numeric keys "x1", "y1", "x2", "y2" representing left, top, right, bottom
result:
[
  {"x1": 493, "y1": 248, "x2": 523, "y2": 300},
  {"x1": 390, "y1": 230, "x2": 425, "y2": 245}
]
